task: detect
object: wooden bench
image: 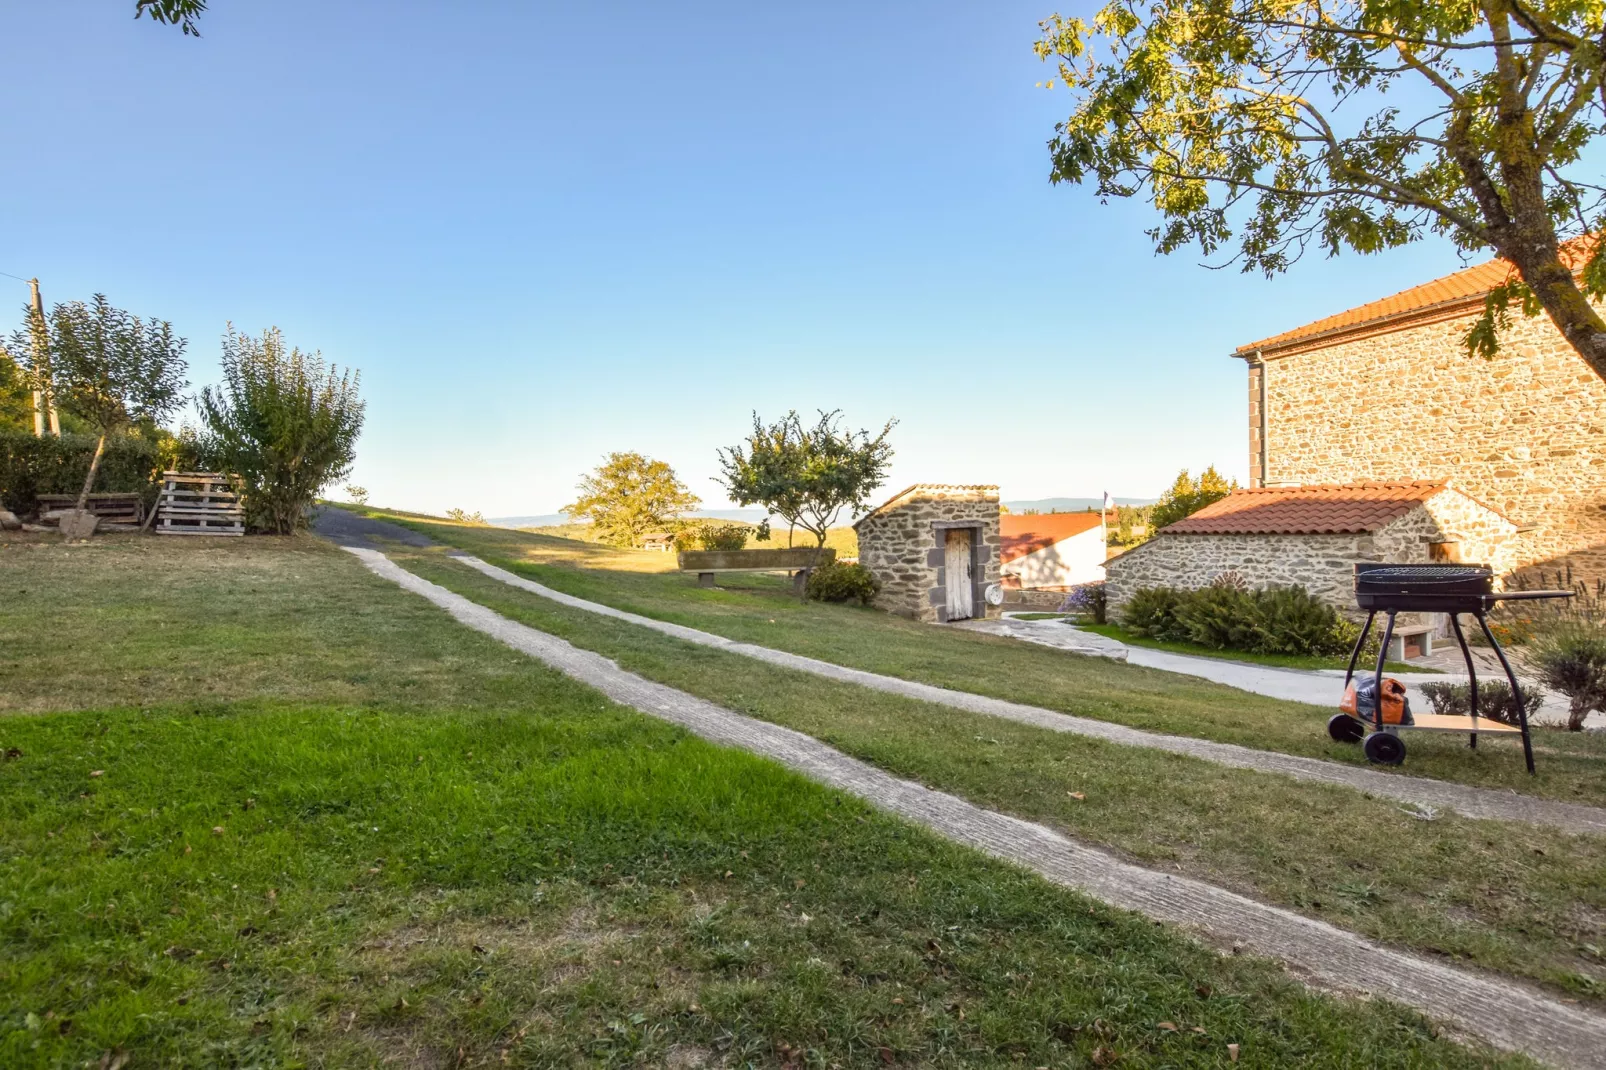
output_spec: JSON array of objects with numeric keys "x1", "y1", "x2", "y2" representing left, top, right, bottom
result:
[
  {"x1": 36, "y1": 493, "x2": 145, "y2": 527},
  {"x1": 1387, "y1": 624, "x2": 1436, "y2": 662},
  {"x1": 677, "y1": 548, "x2": 836, "y2": 592}
]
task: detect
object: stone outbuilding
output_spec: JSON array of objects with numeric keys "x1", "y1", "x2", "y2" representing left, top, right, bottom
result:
[
  {"x1": 1105, "y1": 481, "x2": 1518, "y2": 626},
  {"x1": 854, "y1": 484, "x2": 1002, "y2": 623}
]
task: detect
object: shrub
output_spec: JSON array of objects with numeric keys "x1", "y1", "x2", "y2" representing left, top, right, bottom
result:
[
  {"x1": 1122, "y1": 586, "x2": 1185, "y2": 640},
  {"x1": 806, "y1": 561, "x2": 880, "y2": 605},
  {"x1": 1529, "y1": 622, "x2": 1606, "y2": 731},
  {"x1": 699, "y1": 523, "x2": 750, "y2": 551},
  {"x1": 1253, "y1": 586, "x2": 1351, "y2": 656},
  {"x1": 445, "y1": 508, "x2": 486, "y2": 525},
  {"x1": 1173, "y1": 584, "x2": 1260, "y2": 650},
  {"x1": 345, "y1": 484, "x2": 369, "y2": 505},
  {"x1": 1418, "y1": 679, "x2": 1548, "y2": 728},
  {"x1": 0, "y1": 430, "x2": 164, "y2": 513},
  {"x1": 199, "y1": 327, "x2": 364, "y2": 534},
  {"x1": 1121, "y1": 583, "x2": 1363, "y2": 658},
  {"x1": 1064, "y1": 582, "x2": 1107, "y2": 624}
]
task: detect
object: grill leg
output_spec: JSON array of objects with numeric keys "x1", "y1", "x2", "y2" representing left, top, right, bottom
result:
[
  {"x1": 1344, "y1": 612, "x2": 1375, "y2": 689},
  {"x1": 1372, "y1": 611, "x2": 1397, "y2": 733},
  {"x1": 1476, "y1": 611, "x2": 1535, "y2": 775},
  {"x1": 1448, "y1": 613, "x2": 1478, "y2": 750}
]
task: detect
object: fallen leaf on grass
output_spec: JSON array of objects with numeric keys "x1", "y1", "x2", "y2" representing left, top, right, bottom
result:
[
  {"x1": 1091, "y1": 1047, "x2": 1118, "y2": 1066},
  {"x1": 1157, "y1": 1021, "x2": 1177, "y2": 1031},
  {"x1": 211, "y1": 826, "x2": 224, "y2": 836},
  {"x1": 1068, "y1": 792, "x2": 1086, "y2": 801},
  {"x1": 1228, "y1": 1042, "x2": 1240, "y2": 1062},
  {"x1": 98, "y1": 1049, "x2": 129, "y2": 1070},
  {"x1": 89, "y1": 770, "x2": 104, "y2": 778},
  {"x1": 3, "y1": 747, "x2": 21, "y2": 760},
  {"x1": 878, "y1": 1047, "x2": 895, "y2": 1064}
]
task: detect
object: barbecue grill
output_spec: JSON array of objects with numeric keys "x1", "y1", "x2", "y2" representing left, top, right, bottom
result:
[{"x1": 1333, "y1": 563, "x2": 1572, "y2": 773}]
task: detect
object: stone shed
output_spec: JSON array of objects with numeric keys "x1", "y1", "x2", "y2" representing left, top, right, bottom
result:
[
  {"x1": 854, "y1": 484, "x2": 1002, "y2": 623},
  {"x1": 1105, "y1": 481, "x2": 1518, "y2": 620}
]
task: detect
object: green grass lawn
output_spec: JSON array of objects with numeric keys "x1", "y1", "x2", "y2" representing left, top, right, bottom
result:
[
  {"x1": 1076, "y1": 621, "x2": 1431, "y2": 674},
  {"x1": 358, "y1": 508, "x2": 1606, "y2": 806},
  {"x1": 393, "y1": 547, "x2": 1606, "y2": 1005},
  {"x1": 0, "y1": 535, "x2": 1522, "y2": 1068}
]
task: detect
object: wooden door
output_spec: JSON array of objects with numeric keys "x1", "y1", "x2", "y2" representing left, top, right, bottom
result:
[{"x1": 945, "y1": 528, "x2": 974, "y2": 619}]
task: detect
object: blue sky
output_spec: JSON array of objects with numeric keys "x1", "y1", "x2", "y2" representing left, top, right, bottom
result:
[{"x1": 4, "y1": 1, "x2": 1483, "y2": 516}]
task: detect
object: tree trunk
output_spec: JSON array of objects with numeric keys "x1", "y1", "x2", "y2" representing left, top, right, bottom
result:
[
  {"x1": 799, "y1": 530, "x2": 830, "y2": 603},
  {"x1": 1506, "y1": 246, "x2": 1606, "y2": 384},
  {"x1": 1569, "y1": 696, "x2": 1592, "y2": 732},
  {"x1": 75, "y1": 433, "x2": 107, "y2": 513}
]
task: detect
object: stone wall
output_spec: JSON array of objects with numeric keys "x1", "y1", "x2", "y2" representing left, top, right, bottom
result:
[
  {"x1": 1255, "y1": 305, "x2": 1606, "y2": 580},
  {"x1": 1373, "y1": 490, "x2": 1519, "y2": 576},
  {"x1": 855, "y1": 485, "x2": 1002, "y2": 623},
  {"x1": 1105, "y1": 490, "x2": 1518, "y2": 624},
  {"x1": 1106, "y1": 531, "x2": 1369, "y2": 613}
]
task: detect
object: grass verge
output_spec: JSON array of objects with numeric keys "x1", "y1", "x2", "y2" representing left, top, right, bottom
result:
[
  {"x1": 360, "y1": 510, "x2": 1606, "y2": 806},
  {"x1": 394, "y1": 547, "x2": 1606, "y2": 1004},
  {"x1": 0, "y1": 535, "x2": 1522, "y2": 1067}
]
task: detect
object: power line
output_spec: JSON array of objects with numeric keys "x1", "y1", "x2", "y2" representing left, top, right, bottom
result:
[{"x1": 0, "y1": 270, "x2": 32, "y2": 284}]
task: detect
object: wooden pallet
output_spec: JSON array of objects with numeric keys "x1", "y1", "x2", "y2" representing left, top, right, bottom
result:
[
  {"x1": 154, "y1": 472, "x2": 244, "y2": 537},
  {"x1": 35, "y1": 492, "x2": 145, "y2": 525}
]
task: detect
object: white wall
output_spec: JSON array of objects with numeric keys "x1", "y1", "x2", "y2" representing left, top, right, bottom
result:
[{"x1": 1002, "y1": 526, "x2": 1107, "y2": 588}]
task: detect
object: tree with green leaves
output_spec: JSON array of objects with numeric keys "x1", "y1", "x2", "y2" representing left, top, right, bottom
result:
[
  {"x1": 716, "y1": 410, "x2": 896, "y2": 556},
  {"x1": 565, "y1": 452, "x2": 700, "y2": 548},
  {"x1": 135, "y1": 0, "x2": 206, "y2": 35},
  {"x1": 1149, "y1": 466, "x2": 1238, "y2": 530},
  {"x1": 0, "y1": 346, "x2": 33, "y2": 432},
  {"x1": 48, "y1": 296, "x2": 189, "y2": 515},
  {"x1": 199, "y1": 326, "x2": 364, "y2": 534},
  {"x1": 1036, "y1": 0, "x2": 1606, "y2": 381}
]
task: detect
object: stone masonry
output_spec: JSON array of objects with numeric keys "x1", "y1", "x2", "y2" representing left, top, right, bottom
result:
[
  {"x1": 1244, "y1": 298, "x2": 1606, "y2": 582},
  {"x1": 854, "y1": 484, "x2": 1002, "y2": 623},
  {"x1": 1105, "y1": 487, "x2": 1518, "y2": 621}
]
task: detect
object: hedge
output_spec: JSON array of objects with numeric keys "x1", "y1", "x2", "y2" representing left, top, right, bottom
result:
[
  {"x1": 1121, "y1": 582, "x2": 1362, "y2": 658},
  {"x1": 0, "y1": 431, "x2": 167, "y2": 515}
]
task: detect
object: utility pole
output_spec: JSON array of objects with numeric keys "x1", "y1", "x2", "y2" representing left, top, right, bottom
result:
[{"x1": 27, "y1": 278, "x2": 59, "y2": 436}]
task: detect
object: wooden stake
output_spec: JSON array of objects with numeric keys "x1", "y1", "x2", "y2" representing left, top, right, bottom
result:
[{"x1": 27, "y1": 279, "x2": 59, "y2": 436}]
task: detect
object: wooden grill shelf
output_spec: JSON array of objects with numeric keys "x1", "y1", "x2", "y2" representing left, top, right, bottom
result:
[{"x1": 154, "y1": 472, "x2": 243, "y2": 537}]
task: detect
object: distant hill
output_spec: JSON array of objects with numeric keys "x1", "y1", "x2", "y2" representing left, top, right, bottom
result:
[{"x1": 1002, "y1": 496, "x2": 1154, "y2": 513}]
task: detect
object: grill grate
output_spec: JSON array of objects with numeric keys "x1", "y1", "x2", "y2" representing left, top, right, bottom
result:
[{"x1": 1356, "y1": 565, "x2": 1489, "y2": 586}]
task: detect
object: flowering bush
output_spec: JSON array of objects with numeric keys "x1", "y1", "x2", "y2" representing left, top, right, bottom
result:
[{"x1": 1063, "y1": 583, "x2": 1108, "y2": 623}]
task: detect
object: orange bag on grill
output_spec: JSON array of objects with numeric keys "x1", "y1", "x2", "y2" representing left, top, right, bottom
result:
[{"x1": 1340, "y1": 677, "x2": 1413, "y2": 726}]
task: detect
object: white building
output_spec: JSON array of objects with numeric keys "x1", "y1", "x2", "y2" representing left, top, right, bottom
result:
[{"x1": 1000, "y1": 513, "x2": 1107, "y2": 590}]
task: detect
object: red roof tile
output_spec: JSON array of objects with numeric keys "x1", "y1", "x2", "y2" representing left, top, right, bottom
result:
[
  {"x1": 1237, "y1": 238, "x2": 1596, "y2": 354},
  {"x1": 1001, "y1": 512, "x2": 1104, "y2": 562},
  {"x1": 1160, "y1": 481, "x2": 1447, "y2": 535}
]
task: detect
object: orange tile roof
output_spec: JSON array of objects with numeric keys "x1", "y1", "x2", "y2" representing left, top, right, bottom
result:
[
  {"x1": 1160, "y1": 481, "x2": 1447, "y2": 535},
  {"x1": 1001, "y1": 512, "x2": 1104, "y2": 562},
  {"x1": 1237, "y1": 238, "x2": 1596, "y2": 355}
]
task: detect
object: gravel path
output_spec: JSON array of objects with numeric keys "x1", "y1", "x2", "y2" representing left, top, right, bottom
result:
[
  {"x1": 446, "y1": 552, "x2": 1606, "y2": 837},
  {"x1": 343, "y1": 544, "x2": 1606, "y2": 1069}
]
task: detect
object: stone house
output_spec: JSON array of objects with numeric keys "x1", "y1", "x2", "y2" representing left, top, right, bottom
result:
[
  {"x1": 1104, "y1": 481, "x2": 1518, "y2": 632},
  {"x1": 854, "y1": 484, "x2": 1002, "y2": 623},
  {"x1": 1235, "y1": 244, "x2": 1606, "y2": 582}
]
